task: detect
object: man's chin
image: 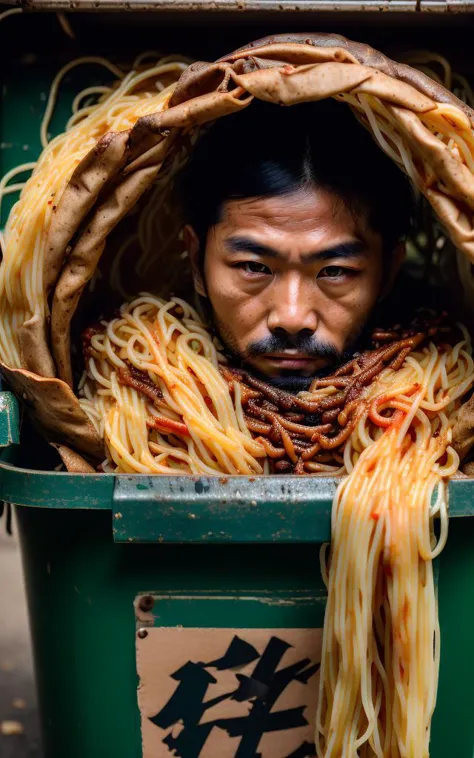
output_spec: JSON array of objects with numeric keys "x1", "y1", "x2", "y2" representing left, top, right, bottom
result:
[
  {"x1": 260, "y1": 374, "x2": 315, "y2": 393},
  {"x1": 241, "y1": 356, "x2": 359, "y2": 393},
  {"x1": 240, "y1": 363, "x2": 315, "y2": 393}
]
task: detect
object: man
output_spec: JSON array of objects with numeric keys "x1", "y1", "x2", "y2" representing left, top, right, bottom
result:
[{"x1": 181, "y1": 97, "x2": 414, "y2": 392}]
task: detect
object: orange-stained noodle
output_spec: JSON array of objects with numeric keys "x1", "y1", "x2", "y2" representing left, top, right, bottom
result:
[
  {"x1": 315, "y1": 326, "x2": 473, "y2": 757},
  {"x1": 79, "y1": 294, "x2": 267, "y2": 475}
]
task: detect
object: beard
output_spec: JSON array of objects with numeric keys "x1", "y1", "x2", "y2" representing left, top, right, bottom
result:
[{"x1": 212, "y1": 312, "x2": 367, "y2": 394}]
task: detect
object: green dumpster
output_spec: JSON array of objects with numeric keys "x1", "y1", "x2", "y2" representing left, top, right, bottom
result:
[
  {"x1": 0, "y1": 390, "x2": 473, "y2": 758},
  {"x1": 2, "y1": 11, "x2": 474, "y2": 758}
]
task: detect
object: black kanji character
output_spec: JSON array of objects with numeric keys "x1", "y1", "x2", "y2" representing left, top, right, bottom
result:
[{"x1": 150, "y1": 634, "x2": 319, "y2": 757}]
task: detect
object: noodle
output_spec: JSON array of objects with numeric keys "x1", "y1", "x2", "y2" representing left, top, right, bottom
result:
[
  {"x1": 80, "y1": 294, "x2": 266, "y2": 475},
  {"x1": 56, "y1": 12, "x2": 75, "y2": 40},
  {"x1": 81, "y1": 301, "x2": 472, "y2": 481},
  {"x1": 0, "y1": 55, "x2": 188, "y2": 368},
  {"x1": 0, "y1": 7, "x2": 22, "y2": 23},
  {"x1": 314, "y1": 329, "x2": 473, "y2": 757}
]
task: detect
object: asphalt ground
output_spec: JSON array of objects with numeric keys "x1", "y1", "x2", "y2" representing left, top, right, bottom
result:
[{"x1": 0, "y1": 522, "x2": 42, "y2": 758}]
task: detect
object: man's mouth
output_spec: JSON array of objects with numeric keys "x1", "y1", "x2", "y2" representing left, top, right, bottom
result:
[{"x1": 260, "y1": 353, "x2": 318, "y2": 370}]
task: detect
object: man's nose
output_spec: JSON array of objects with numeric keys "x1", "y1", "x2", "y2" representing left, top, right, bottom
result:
[{"x1": 267, "y1": 274, "x2": 318, "y2": 335}]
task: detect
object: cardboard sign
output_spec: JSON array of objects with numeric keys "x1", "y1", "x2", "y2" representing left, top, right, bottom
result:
[{"x1": 136, "y1": 627, "x2": 322, "y2": 758}]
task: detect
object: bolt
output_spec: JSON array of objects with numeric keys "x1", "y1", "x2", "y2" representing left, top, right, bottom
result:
[
  {"x1": 139, "y1": 595, "x2": 154, "y2": 612},
  {"x1": 137, "y1": 628, "x2": 148, "y2": 639}
]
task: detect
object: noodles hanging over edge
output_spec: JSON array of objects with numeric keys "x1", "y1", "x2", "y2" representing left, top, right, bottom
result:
[{"x1": 315, "y1": 326, "x2": 473, "y2": 756}]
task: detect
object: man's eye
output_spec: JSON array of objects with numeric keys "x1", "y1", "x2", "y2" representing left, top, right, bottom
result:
[
  {"x1": 318, "y1": 266, "x2": 352, "y2": 279},
  {"x1": 239, "y1": 261, "x2": 272, "y2": 276}
]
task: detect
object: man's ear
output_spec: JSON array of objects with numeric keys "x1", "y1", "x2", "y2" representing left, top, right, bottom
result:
[
  {"x1": 184, "y1": 225, "x2": 207, "y2": 298},
  {"x1": 379, "y1": 242, "x2": 406, "y2": 300}
]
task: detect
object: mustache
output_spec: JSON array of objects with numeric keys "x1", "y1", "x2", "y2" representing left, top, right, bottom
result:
[{"x1": 242, "y1": 333, "x2": 343, "y2": 363}]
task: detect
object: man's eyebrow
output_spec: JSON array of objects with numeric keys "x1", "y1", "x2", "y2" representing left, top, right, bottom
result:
[
  {"x1": 226, "y1": 237, "x2": 281, "y2": 258},
  {"x1": 301, "y1": 241, "x2": 367, "y2": 263},
  {"x1": 226, "y1": 237, "x2": 367, "y2": 262}
]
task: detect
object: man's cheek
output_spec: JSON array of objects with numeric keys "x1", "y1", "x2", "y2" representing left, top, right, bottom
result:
[
  {"x1": 328, "y1": 285, "x2": 378, "y2": 335},
  {"x1": 210, "y1": 283, "x2": 261, "y2": 335},
  {"x1": 234, "y1": 303, "x2": 267, "y2": 346},
  {"x1": 322, "y1": 313, "x2": 363, "y2": 354},
  {"x1": 338, "y1": 281, "x2": 377, "y2": 313}
]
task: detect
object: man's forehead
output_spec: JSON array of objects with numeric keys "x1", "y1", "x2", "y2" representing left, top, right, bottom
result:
[
  {"x1": 218, "y1": 186, "x2": 369, "y2": 237},
  {"x1": 212, "y1": 186, "x2": 379, "y2": 255}
]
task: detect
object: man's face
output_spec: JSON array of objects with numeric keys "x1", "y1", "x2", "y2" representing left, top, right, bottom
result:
[{"x1": 193, "y1": 186, "x2": 389, "y2": 381}]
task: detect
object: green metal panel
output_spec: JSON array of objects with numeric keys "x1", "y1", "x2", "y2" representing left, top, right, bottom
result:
[
  {"x1": 112, "y1": 475, "x2": 338, "y2": 543},
  {"x1": 431, "y1": 518, "x2": 474, "y2": 758},
  {"x1": 111, "y1": 474, "x2": 474, "y2": 543},
  {"x1": 15, "y1": 505, "x2": 327, "y2": 758},
  {"x1": 134, "y1": 589, "x2": 327, "y2": 628}
]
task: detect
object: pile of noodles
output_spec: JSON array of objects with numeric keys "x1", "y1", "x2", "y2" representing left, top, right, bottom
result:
[
  {"x1": 0, "y1": 51, "x2": 190, "y2": 370},
  {"x1": 79, "y1": 293, "x2": 473, "y2": 478}
]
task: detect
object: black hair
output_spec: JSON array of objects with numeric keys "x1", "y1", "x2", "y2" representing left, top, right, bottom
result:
[{"x1": 180, "y1": 98, "x2": 414, "y2": 255}]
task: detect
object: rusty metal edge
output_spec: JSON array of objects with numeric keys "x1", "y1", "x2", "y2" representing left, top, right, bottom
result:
[
  {"x1": 3, "y1": 0, "x2": 474, "y2": 13},
  {"x1": 2, "y1": 0, "x2": 441, "y2": 12}
]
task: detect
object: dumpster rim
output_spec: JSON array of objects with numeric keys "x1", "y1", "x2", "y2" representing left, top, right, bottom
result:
[{"x1": 1, "y1": 458, "x2": 474, "y2": 515}]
